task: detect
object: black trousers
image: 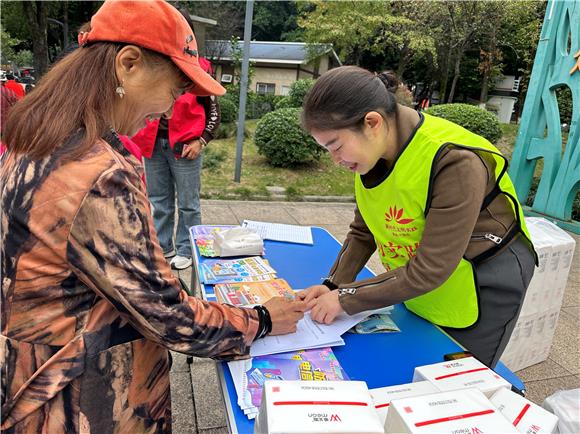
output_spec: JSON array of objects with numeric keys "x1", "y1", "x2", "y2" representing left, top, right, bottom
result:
[{"x1": 442, "y1": 236, "x2": 536, "y2": 368}]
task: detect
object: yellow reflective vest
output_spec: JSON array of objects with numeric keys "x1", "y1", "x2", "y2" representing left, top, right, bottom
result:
[{"x1": 355, "y1": 113, "x2": 534, "y2": 328}]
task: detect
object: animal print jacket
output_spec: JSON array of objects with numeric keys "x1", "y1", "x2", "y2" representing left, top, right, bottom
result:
[{"x1": 0, "y1": 131, "x2": 258, "y2": 433}]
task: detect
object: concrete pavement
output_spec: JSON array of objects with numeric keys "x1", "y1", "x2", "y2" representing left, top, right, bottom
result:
[{"x1": 170, "y1": 199, "x2": 580, "y2": 434}]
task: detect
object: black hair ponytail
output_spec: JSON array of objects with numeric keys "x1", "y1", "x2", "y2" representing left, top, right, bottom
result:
[
  {"x1": 376, "y1": 71, "x2": 400, "y2": 94},
  {"x1": 302, "y1": 66, "x2": 400, "y2": 133}
]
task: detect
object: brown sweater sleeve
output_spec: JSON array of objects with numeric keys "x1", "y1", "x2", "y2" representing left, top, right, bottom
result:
[
  {"x1": 326, "y1": 206, "x2": 377, "y2": 284},
  {"x1": 337, "y1": 148, "x2": 489, "y2": 315}
]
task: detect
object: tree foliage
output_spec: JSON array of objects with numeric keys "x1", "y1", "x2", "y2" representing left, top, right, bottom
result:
[
  {"x1": 298, "y1": 0, "x2": 544, "y2": 107},
  {"x1": 288, "y1": 79, "x2": 315, "y2": 108},
  {"x1": 178, "y1": 1, "x2": 245, "y2": 40},
  {"x1": 1, "y1": 1, "x2": 101, "y2": 76},
  {"x1": 298, "y1": 0, "x2": 435, "y2": 77},
  {"x1": 253, "y1": 1, "x2": 301, "y2": 41},
  {"x1": 1, "y1": 0, "x2": 546, "y2": 110}
]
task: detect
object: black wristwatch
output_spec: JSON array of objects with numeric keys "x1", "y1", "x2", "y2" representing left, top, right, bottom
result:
[{"x1": 321, "y1": 277, "x2": 339, "y2": 290}]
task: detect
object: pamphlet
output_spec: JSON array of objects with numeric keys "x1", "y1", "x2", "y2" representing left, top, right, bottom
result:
[
  {"x1": 228, "y1": 347, "x2": 349, "y2": 419},
  {"x1": 199, "y1": 256, "x2": 277, "y2": 284},
  {"x1": 348, "y1": 313, "x2": 400, "y2": 334},
  {"x1": 215, "y1": 278, "x2": 295, "y2": 306}
]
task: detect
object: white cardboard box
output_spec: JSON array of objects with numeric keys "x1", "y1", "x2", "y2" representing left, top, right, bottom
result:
[
  {"x1": 491, "y1": 388, "x2": 558, "y2": 433},
  {"x1": 370, "y1": 381, "x2": 438, "y2": 426},
  {"x1": 385, "y1": 388, "x2": 518, "y2": 433},
  {"x1": 500, "y1": 218, "x2": 575, "y2": 372},
  {"x1": 413, "y1": 356, "x2": 511, "y2": 398},
  {"x1": 254, "y1": 380, "x2": 384, "y2": 434}
]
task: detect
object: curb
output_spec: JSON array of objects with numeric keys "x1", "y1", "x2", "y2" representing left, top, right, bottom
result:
[{"x1": 201, "y1": 194, "x2": 355, "y2": 203}]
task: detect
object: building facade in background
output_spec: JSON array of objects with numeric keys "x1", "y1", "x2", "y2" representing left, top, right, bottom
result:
[{"x1": 207, "y1": 40, "x2": 341, "y2": 96}]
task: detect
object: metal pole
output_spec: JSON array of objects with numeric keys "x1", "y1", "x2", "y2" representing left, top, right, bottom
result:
[{"x1": 233, "y1": 0, "x2": 254, "y2": 183}]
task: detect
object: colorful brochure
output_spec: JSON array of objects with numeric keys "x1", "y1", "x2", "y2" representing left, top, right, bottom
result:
[
  {"x1": 228, "y1": 347, "x2": 349, "y2": 419},
  {"x1": 215, "y1": 278, "x2": 295, "y2": 306},
  {"x1": 199, "y1": 256, "x2": 277, "y2": 284}
]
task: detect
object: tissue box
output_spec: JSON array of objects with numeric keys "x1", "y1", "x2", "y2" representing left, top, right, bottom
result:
[
  {"x1": 413, "y1": 357, "x2": 510, "y2": 397},
  {"x1": 254, "y1": 380, "x2": 384, "y2": 434},
  {"x1": 491, "y1": 388, "x2": 558, "y2": 434},
  {"x1": 370, "y1": 381, "x2": 438, "y2": 426},
  {"x1": 385, "y1": 388, "x2": 518, "y2": 433}
]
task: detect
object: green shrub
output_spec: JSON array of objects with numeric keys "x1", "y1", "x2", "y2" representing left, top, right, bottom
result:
[
  {"x1": 424, "y1": 103, "x2": 502, "y2": 143},
  {"x1": 274, "y1": 96, "x2": 294, "y2": 110},
  {"x1": 219, "y1": 97, "x2": 238, "y2": 124},
  {"x1": 288, "y1": 79, "x2": 315, "y2": 108},
  {"x1": 254, "y1": 108, "x2": 322, "y2": 167},
  {"x1": 247, "y1": 92, "x2": 278, "y2": 119}
]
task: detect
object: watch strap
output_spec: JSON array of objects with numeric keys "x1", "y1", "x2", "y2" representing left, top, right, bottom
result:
[{"x1": 321, "y1": 278, "x2": 339, "y2": 290}]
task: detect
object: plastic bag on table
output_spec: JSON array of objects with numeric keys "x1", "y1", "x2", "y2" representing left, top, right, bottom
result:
[{"x1": 542, "y1": 388, "x2": 579, "y2": 434}]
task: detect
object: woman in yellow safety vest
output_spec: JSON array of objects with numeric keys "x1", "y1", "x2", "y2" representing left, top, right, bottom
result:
[{"x1": 299, "y1": 66, "x2": 537, "y2": 368}]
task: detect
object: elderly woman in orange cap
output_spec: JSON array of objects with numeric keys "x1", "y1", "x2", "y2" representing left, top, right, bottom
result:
[{"x1": 0, "y1": 1, "x2": 306, "y2": 432}]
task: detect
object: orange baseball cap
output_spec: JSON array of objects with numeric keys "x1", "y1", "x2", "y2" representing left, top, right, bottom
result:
[{"x1": 80, "y1": 0, "x2": 225, "y2": 96}]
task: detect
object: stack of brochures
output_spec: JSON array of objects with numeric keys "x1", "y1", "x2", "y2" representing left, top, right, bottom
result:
[
  {"x1": 228, "y1": 347, "x2": 349, "y2": 419},
  {"x1": 215, "y1": 278, "x2": 295, "y2": 306},
  {"x1": 199, "y1": 256, "x2": 277, "y2": 285}
]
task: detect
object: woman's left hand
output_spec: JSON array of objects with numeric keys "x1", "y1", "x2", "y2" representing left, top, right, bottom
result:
[
  {"x1": 182, "y1": 139, "x2": 203, "y2": 159},
  {"x1": 310, "y1": 290, "x2": 344, "y2": 324}
]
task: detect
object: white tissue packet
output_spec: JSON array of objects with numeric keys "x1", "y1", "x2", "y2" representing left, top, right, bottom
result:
[{"x1": 213, "y1": 227, "x2": 264, "y2": 257}]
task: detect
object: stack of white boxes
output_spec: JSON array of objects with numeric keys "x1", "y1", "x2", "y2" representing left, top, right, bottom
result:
[{"x1": 500, "y1": 217, "x2": 576, "y2": 371}]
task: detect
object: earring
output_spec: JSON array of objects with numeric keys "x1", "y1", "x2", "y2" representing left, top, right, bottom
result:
[{"x1": 115, "y1": 80, "x2": 125, "y2": 98}]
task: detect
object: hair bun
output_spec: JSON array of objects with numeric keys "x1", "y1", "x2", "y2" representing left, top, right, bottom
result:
[{"x1": 377, "y1": 71, "x2": 400, "y2": 93}]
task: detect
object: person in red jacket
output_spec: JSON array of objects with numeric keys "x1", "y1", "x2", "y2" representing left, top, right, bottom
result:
[
  {"x1": 1, "y1": 84, "x2": 19, "y2": 134},
  {"x1": 132, "y1": 40, "x2": 220, "y2": 269},
  {"x1": 3, "y1": 73, "x2": 26, "y2": 99}
]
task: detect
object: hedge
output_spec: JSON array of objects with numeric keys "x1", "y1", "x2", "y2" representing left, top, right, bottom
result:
[
  {"x1": 424, "y1": 103, "x2": 502, "y2": 143},
  {"x1": 254, "y1": 107, "x2": 322, "y2": 167}
]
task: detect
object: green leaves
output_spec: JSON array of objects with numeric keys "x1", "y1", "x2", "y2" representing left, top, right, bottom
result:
[{"x1": 425, "y1": 104, "x2": 503, "y2": 144}]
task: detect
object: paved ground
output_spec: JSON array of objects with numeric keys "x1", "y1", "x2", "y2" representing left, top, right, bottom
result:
[{"x1": 170, "y1": 200, "x2": 580, "y2": 434}]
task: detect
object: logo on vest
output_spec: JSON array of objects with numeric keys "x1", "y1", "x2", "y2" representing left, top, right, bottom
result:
[
  {"x1": 379, "y1": 206, "x2": 420, "y2": 269},
  {"x1": 385, "y1": 206, "x2": 414, "y2": 225}
]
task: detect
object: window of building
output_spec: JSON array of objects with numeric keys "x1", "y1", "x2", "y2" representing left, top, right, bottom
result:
[
  {"x1": 281, "y1": 85, "x2": 291, "y2": 96},
  {"x1": 256, "y1": 83, "x2": 276, "y2": 95}
]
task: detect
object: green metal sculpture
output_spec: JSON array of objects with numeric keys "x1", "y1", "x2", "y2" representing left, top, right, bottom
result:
[{"x1": 509, "y1": 0, "x2": 579, "y2": 233}]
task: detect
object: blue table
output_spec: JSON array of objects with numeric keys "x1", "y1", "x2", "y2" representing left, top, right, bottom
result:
[{"x1": 190, "y1": 226, "x2": 524, "y2": 434}]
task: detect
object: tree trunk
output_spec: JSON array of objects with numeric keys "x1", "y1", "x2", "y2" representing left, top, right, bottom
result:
[
  {"x1": 439, "y1": 44, "x2": 451, "y2": 103},
  {"x1": 447, "y1": 47, "x2": 463, "y2": 103},
  {"x1": 397, "y1": 44, "x2": 411, "y2": 78},
  {"x1": 479, "y1": 66, "x2": 490, "y2": 106},
  {"x1": 479, "y1": 25, "x2": 497, "y2": 105},
  {"x1": 23, "y1": 1, "x2": 49, "y2": 78}
]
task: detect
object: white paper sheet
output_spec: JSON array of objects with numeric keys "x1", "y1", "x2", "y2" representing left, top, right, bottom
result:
[
  {"x1": 250, "y1": 310, "x2": 373, "y2": 357},
  {"x1": 242, "y1": 220, "x2": 313, "y2": 245}
]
